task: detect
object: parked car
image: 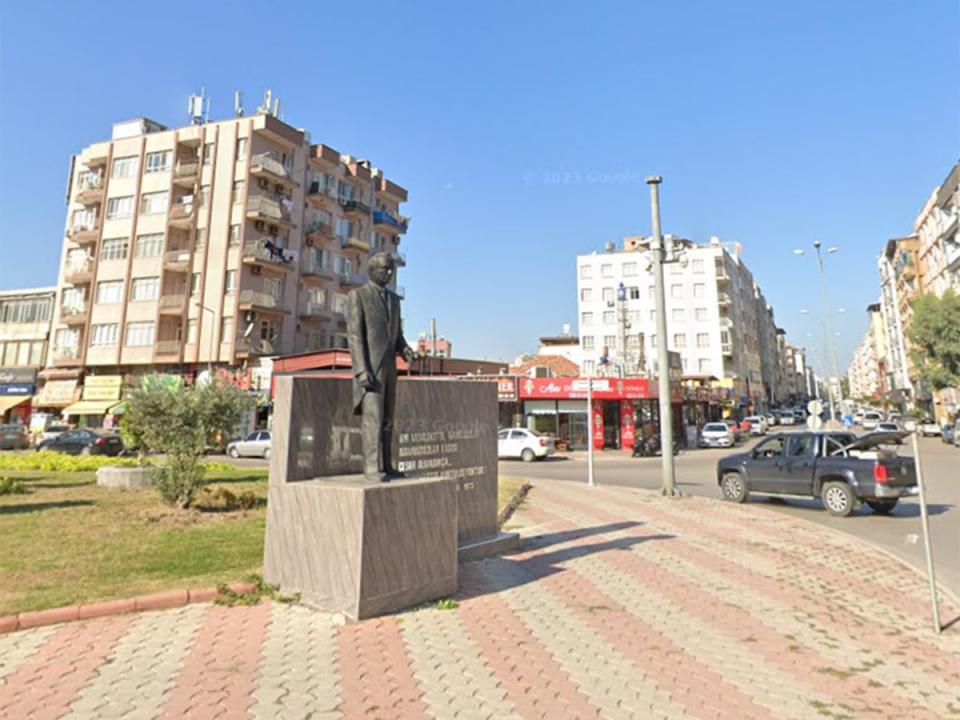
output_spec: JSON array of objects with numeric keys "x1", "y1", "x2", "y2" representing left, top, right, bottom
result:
[
  {"x1": 942, "y1": 424, "x2": 956, "y2": 445},
  {"x1": 777, "y1": 411, "x2": 795, "y2": 426},
  {"x1": 919, "y1": 419, "x2": 942, "y2": 437},
  {"x1": 38, "y1": 424, "x2": 72, "y2": 444},
  {"x1": 497, "y1": 428, "x2": 555, "y2": 462},
  {"x1": 854, "y1": 411, "x2": 864, "y2": 425},
  {"x1": 744, "y1": 415, "x2": 768, "y2": 436},
  {"x1": 699, "y1": 422, "x2": 735, "y2": 448},
  {"x1": 876, "y1": 422, "x2": 901, "y2": 433},
  {"x1": 36, "y1": 428, "x2": 124, "y2": 456},
  {"x1": 764, "y1": 412, "x2": 778, "y2": 427},
  {"x1": 717, "y1": 430, "x2": 916, "y2": 516},
  {"x1": 226, "y1": 431, "x2": 272, "y2": 459},
  {"x1": 861, "y1": 411, "x2": 882, "y2": 431},
  {"x1": 0, "y1": 423, "x2": 30, "y2": 450}
]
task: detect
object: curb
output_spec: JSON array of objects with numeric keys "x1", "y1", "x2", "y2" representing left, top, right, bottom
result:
[
  {"x1": 498, "y1": 481, "x2": 532, "y2": 527},
  {"x1": 0, "y1": 582, "x2": 257, "y2": 635}
]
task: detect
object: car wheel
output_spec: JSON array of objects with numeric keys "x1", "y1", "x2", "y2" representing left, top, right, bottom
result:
[
  {"x1": 866, "y1": 499, "x2": 898, "y2": 514},
  {"x1": 80, "y1": 446, "x2": 92, "y2": 456},
  {"x1": 521, "y1": 448, "x2": 535, "y2": 463},
  {"x1": 263, "y1": 448, "x2": 271, "y2": 460},
  {"x1": 228, "y1": 447, "x2": 240, "y2": 459},
  {"x1": 821, "y1": 481, "x2": 855, "y2": 517},
  {"x1": 720, "y1": 472, "x2": 748, "y2": 503}
]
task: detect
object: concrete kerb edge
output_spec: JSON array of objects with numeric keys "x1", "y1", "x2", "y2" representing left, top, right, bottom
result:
[
  {"x1": 497, "y1": 480, "x2": 533, "y2": 527},
  {"x1": 516, "y1": 474, "x2": 960, "y2": 618},
  {"x1": 0, "y1": 581, "x2": 258, "y2": 636}
]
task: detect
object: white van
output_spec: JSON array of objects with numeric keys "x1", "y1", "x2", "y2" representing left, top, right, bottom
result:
[{"x1": 862, "y1": 411, "x2": 882, "y2": 430}]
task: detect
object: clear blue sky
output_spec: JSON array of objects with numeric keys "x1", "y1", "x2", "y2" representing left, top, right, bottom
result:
[{"x1": 1, "y1": 1, "x2": 957, "y2": 373}]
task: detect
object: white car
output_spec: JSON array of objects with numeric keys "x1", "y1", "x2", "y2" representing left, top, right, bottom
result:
[
  {"x1": 919, "y1": 420, "x2": 942, "y2": 437},
  {"x1": 743, "y1": 415, "x2": 768, "y2": 436},
  {"x1": 39, "y1": 424, "x2": 72, "y2": 444},
  {"x1": 876, "y1": 422, "x2": 901, "y2": 433},
  {"x1": 862, "y1": 411, "x2": 882, "y2": 431},
  {"x1": 777, "y1": 411, "x2": 795, "y2": 426},
  {"x1": 698, "y1": 422, "x2": 735, "y2": 448},
  {"x1": 497, "y1": 428, "x2": 555, "y2": 462},
  {"x1": 226, "y1": 430, "x2": 272, "y2": 459}
]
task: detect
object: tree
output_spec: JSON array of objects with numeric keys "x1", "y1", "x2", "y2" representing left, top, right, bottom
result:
[
  {"x1": 122, "y1": 375, "x2": 253, "y2": 508},
  {"x1": 908, "y1": 290, "x2": 960, "y2": 391}
]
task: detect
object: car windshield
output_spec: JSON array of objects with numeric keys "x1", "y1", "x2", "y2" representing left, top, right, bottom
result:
[
  {"x1": 0, "y1": 425, "x2": 23, "y2": 432},
  {"x1": 704, "y1": 423, "x2": 728, "y2": 431},
  {"x1": 48, "y1": 425, "x2": 69, "y2": 432}
]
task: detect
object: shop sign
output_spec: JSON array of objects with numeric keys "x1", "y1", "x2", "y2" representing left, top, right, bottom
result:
[
  {"x1": 37, "y1": 379, "x2": 79, "y2": 406},
  {"x1": 497, "y1": 377, "x2": 517, "y2": 402},
  {"x1": 520, "y1": 377, "x2": 650, "y2": 400},
  {"x1": 0, "y1": 368, "x2": 37, "y2": 385},
  {"x1": 82, "y1": 375, "x2": 123, "y2": 401},
  {"x1": 0, "y1": 383, "x2": 35, "y2": 395}
]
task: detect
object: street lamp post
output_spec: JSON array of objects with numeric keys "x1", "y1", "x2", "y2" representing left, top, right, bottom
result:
[{"x1": 646, "y1": 176, "x2": 677, "y2": 497}]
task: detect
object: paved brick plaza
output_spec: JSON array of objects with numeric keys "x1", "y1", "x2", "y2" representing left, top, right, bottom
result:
[{"x1": 1, "y1": 481, "x2": 958, "y2": 720}]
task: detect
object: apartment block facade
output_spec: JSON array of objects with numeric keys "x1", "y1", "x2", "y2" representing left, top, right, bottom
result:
[
  {"x1": 575, "y1": 236, "x2": 786, "y2": 409},
  {"x1": 48, "y1": 111, "x2": 408, "y2": 380},
  {"x1": 0, "y1": 288, "x2": 55, "y2": 423}
]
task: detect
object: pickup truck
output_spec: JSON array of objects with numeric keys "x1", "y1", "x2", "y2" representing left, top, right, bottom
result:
[{"x1": 716, "y1": 431, "x2": 917, "y2": 517}]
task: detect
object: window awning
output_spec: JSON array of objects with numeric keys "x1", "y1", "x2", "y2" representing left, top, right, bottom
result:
[
  {"x1": 0, "y1": 395, "x2": 31, "y2": 415},
  {"x1": 62, "y1": 400, "x2": 123, "y2": 416}
]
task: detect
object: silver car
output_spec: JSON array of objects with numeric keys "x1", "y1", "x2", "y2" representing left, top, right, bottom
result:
[
  {"x1": 699, "y1": 422, "x2": 735, "y2": 448},
  {"x1": 226, "y1": 430, "x2": 272, "y2": 459}
]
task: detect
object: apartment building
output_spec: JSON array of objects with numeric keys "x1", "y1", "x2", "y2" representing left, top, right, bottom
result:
[
  {"x1": 0, "y1": 288, "x2": 55, "y2": 423},
  {"x1": 877, "y1": 236, "x2": 916, "y2": 402},
  {"x1": 575, "y1": 235, "x2": 776, "y2": 409},
  {"x1": 47, "y1": 109, "x2": 409, "y2": 384}
]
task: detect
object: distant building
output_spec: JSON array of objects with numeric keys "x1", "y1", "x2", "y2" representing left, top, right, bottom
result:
[
  {"x1": 0, "y1": 287, "x2": 55, "y2": 424},
  {"x1": 416, "y1": 334, "x2": 452, "y2": 358}
]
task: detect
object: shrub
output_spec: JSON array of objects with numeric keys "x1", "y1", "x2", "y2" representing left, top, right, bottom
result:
[
  {"x1": 195, "y1": 486, "x2": 264, "y2": 512},
  {"x1": 0, "y1": 476, "x2": 27, "y2": 495},
  {"x1": 0, "y1": 454, "x2": 143, "y2": 472}
]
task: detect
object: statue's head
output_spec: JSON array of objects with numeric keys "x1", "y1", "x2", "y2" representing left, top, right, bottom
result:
[{"x1": 367, "y1": 253, "x2": 396, "y2": 288}]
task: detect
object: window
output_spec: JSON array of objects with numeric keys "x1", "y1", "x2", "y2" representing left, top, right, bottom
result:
[
  {"x1": 582, "y1": 359, "x2": 595, "y2": 375},
  {"x1": 580, "y1": 288, "x2": 592, "y2": 302},
  {"x1": 788, "y1": 435, "x2": 817, "y2": 458},
  {"x1": 186, "y1": 319, "x2": 198, "y2": 344},
  {"x1": 672, "y1": 333, "x2": 687, "y2": 348},
  {"x1": 672, "y1": 308, "x2": 685, "y2": 322},
  {"x1": 198, "y1": 184, "x2": 210, "y2": 207},
  {"x1": 696, "y1": 332, "x2": 710, "y2": 348},
  {"x1": 602, "y1": 287, "x2": 614, "y2": 302},
  {"x1": 131, "y1": 277, "x2": 160, "y2": 301},
  {"x1": 695, "y1": 307, "x2": 708, "y2": 320},
  {"x1": 698, "y1": 358, "x2": 711, "y2": 373},
  {"x1": 650, "y1": 334, "x2": 657, "y2": 348},
  {"x1": 203, "y1": 142, "x2": 214, "y2": 166},
  {"x1": 603, "y1": 335, "x2": 615, "y2": 349},
  {"x1": 236, "y1": 137, "x2": 247, "y2": 160},
  {"x1": 628, "y1": 286, "x2": 640, "y2": 300},
  {"x1": 195, "y1": 227, "x2": 207, "y2": 248},
  {"x1": 224, "y1": 270, "x2": 237, "y2": 294},
  {"x1": 692, "y1": 258, "x2": 704, "y2": 273},
  {"x1": 135, "y1": 233, "x2": 163, "y2": 257},
  {"x1": 336, "y1": 217, "x2": 353, "y2": 240},
  {"x1": 602, "y1": 311, "x2": 614, "y2": 324},
  {"x1": 229, "y1": 224, "x2": 241, "y2": 245},
  {"x1": 579, "y1": 265, "x2": 592, "y2": 279},
  {"x1": 581, "y1": 311, "x2": 594, "y2": 325},
  {"x1": 90, "y1": 323, "x2": 119, "y2": 346},
  {"x1": 55, "y1": 328, "x2": 79, "y2": 350},
  {"x1": 582, "y1": 336, "x2": 595, "y2": 350},
  {"x1": 649, "y1": 309, "x2": 656, "y2": 321},
  {"x1": 95, "y1": 281, "x2": 123, "y2": 305},
  {"x1": 145, "y1": 151, "x2": 172, "y2": 174},
  {"x1": 100, "y1": 237, "x2": 128, "y2": 261},
  {"x1": 264, "y1": 277, "x2": 283, "y2": 300},
  {"x1": 106, "y1": 196, "x2": 133, "y2": 219},
  {"x1": 623, "y1": 262, "x2": 638, "y2": 277},
  {"x1": 601, "y1": 264, "x2": 613, "y2": 278},
  {"x1": 140, "y1": 191, "x2": 168, "y2": 215},
  {"x1": 232, "y1": 180, "x2": 245, "y2": 204},
  {"x1": 125, "y1": 322, "x2": 155, "y2": 347},
  {"x1": 61, "y1": 288, "x2": 84, "y2": 309},
  {"x1": 111, "y1": 156, "x2": 137, "y2": 178},
  {"x1": 648, "y1": 286, "x2": 655, "y2": 300},
  {"x1": 670, "y1": 284, "x2": 682, "y2": 299},
  {"x1": 693, "y1": 283, "x2": 706, "y2": 298},
  {"x1": 190, "y1": 273, "x2": 201, "y2": 296},
  {"x1": 220, "y1": 317, "x2": 234, "y2": 344}
]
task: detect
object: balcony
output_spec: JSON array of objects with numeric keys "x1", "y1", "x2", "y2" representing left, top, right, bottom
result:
[
  {"x1": 239, "y1": 290, "x2": 288, "y2": 313},
  {"x1": 154, "y1": 340, "x2": 183, "y2": 358},
  {"x1": 64, "y1": 260, "x2": 94, "y2": 285},
  {"x1": 340, "y1": 198, "x2": 371, "y2": 217},
  {"x1": 715, "y1": 266, "x2": 730, "y2": 284},
  {"x1": 301, "y1": 256, "x2": 336, "y2": 280},
  {"x1": 168, "y1": 202, "x2": 196, "y2": 229},
  {"x1": 299, "y1": 300, "x2": 332, "y2": 319},
  {"x1": 75, "y1": 175, "x2": 104, "y2": 205},
  {"x1": 721, "y1": 343, "x2": 733, "y2": 356},
  {"x1": 246, "y1": 194, "x2": 295, "y2": 228},
  {"x1": 392, "y1": 251, "x2": 407, "y2": 267},
  {"x1": 164, "y1": 248, "x2": 192, "y2": 271},
  {"x1": 305, "y1": 220, "x2": 334, "y2": 243},
  {"x1": 61, "y1": 304, "x2": 88, "y2": 325},
  {"x1": 307, "y1": 181, "x2": 337, "y2": 204},
  {"x1": 68, "y1": 220, "x2": 99, "y2": 245},
  {"x1": 717, "y1": 292, "x2": 732, "y2": 306},
  {"x1": 172, "y1": 162, "x2": 199, "y2": 186},
  {"x1": 235, "y1": 335, "x2": 279, "y2": 358},
  {"x1": 340, "y1": 235, "x2": 371, "y2": 253},
  {"x1": 242, "y1": 239, "x2": 295, "y2": 270},
  {"x1": 249, "y1": 153, "x2": 297, "y2": 188},
  {"x1": 337, "y1": 271, "x2": 365, "y2": 288},
  {"x1": 372, "y1": 210, "x2": 409, "y2": 234},
  {"x1": 52, "y1": 346, "x2": 82, "y2": 367},
  {"x1": 158, "y1": 294, "x2": 187, "y2": 315}
]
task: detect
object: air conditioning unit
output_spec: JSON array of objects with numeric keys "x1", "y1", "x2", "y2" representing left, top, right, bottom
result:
[
  {"x1": 255, "y1": 220, "x2": 265, "y2": 231},
  {"x1": 258, "y1": 178, "x2": 269, "y2": 189},
  {"x1": 251, "y1": 265, "x2": 262, "y2": 276},
  {"x1": 304, "y1": 236, "x2": 313, "y2": 247}
]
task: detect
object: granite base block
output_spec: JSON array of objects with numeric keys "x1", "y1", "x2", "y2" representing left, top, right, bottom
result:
[{"x1": 263, "y1": 475, "x2": 459, "y2": 620}]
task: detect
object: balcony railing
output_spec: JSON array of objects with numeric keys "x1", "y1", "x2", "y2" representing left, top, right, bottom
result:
[
  {"x1": 155, "y1": 340, "x2": 182, "y2": 355},
  {"x1": 173, "y1": 162, "x2": 199, "y2": 184},
  {"x1": 236, "y1": 335, "x2": 279, "y2": 356},
  {"x1": 302, "y1": 256, "x2": 335, "y2": 278},
  {"x1": 721, "y1": 343, "x2": 733, "y2": 356},
  {"x1": 337, "y1": 271, "x2": 365, "y2": 287},
  {"x1": 61, "y1": 304, "x2": 88, "y2": 324},
  {"x1": 299, "y1": 300, "x2": 331, "y2": 318},
  {"x1": 307, "y1": 181, "x2": 337, "y2": 200},
  {"x1": 243, "y1": 239, "x2": 294, "y2": 268},
  {"x1": 158, "y1": 294, "x2": 187, "y2": 312},
  {"x1": 246, "y1": 195, "x2": 294, "y2": 226},
  {"x1": 372, "y1": 210, "x2": 409, "y2": 234},
  {"x1": 340, "y1": 235, "x2": 371, "y2": 252},
  {"x1": 305, "y1": 220, "x2": 334, "y2": 241},
  {"x1": 717, "y1": 292, "x2": 732, "y2": 305},
  {"x1": 69, "y1": 218, "x2": 99, "y2": 242},
  {"x1": 76, "y1": 174, "x2": 104, "y2": 203},
  {"x1": 339, "y1": 198, "x2": 371, "y2": 215},
  {"x1": 53, "y1": 346, "x2": 81, "y2": 365},
  {"x1": 239, "y1": 290, "x2": 285, "y2": 311},
  {"x1": 250, "y1": 153, "x2": 295, "y2": 184},
  {"x1": 168, "y1": 202, "x2": 196, "y2": 226},
  {"x1": 64, "y1": 259, "x2": 94, "y2": 284},
  {"x1": 164, "y1": 249, "x2": 192, "y2": 268}
]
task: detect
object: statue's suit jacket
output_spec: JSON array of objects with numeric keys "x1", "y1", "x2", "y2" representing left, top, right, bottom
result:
[{"x1": 346, "y1": 282, "x2": 408, "y2": 414}]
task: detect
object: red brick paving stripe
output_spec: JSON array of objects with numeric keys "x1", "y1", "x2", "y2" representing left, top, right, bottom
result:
[
  {"x1": 155, "y1": 601, "x2": 271, "y2": 720},
  {"x1": 457, "y1": 565, "x2": 602, "y2": 719},
  {"x1": 335, "y1": 617, "x2": 429, "y2": 719},
  {"x1": 548, "y1": 484, "x2": 960, "y2": 685},
  {"x1": 0, "y1": 613, "x2": 137, "y2": 720},
  {"x1": 525, "y1": 496, "x2": 943, "y2": 719}
]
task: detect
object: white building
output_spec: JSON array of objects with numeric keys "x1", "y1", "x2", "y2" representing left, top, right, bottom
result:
[{"x1": 576, "y1": 235, "x2": 772, "y2": 408}]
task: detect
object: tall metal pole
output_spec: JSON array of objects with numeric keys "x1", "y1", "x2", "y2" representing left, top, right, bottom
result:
[
  {"x1": 813, "y1": 242, "x2": 841, "y2": 421},
  {"x1": 647, "y1": 176, "x2": 677, "y2": 496},
  {"x1": 911, "y1": 431, "x2": 941, "y2": 634},
  {"x1": 586, "y1": 373, "x2": 595, "y2": 487}
]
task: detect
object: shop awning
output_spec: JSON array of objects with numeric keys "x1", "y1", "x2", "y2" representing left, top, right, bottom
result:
[
  {"x1": 0, "y1": 395, "x2": 31, "y2": 415},
  {"x1": 62, "y1": 400, "x2": 123, "y2": 416}
]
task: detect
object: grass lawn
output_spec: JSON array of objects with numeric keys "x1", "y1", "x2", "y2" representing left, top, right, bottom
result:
[{"x1": 1, "y1": 468, "x2": 530, "y2": 616}]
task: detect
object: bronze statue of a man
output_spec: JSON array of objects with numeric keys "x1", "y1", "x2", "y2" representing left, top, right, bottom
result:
[{"x1": 346, "y1": 253, "x2": 418, "y2": 482}]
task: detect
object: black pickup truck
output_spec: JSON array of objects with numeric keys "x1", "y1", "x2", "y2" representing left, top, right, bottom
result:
[{"x1": 716, "y1": 431, "x2": 917, "y2": 517}]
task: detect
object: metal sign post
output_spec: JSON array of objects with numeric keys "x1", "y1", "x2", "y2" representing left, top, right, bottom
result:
[
  {"x1": 911, "y1": 431, "x2": 941, "y2": 634},
  {"x1": 586, "y1": 376, "x2": 595, "y2": 487}
]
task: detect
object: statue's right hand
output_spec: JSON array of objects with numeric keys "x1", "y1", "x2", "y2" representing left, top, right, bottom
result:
[{"x1": 358, "y1": 372, "x2": 376, "y2": 391}]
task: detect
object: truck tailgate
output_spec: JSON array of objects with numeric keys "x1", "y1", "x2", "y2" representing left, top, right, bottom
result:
[{"x1": 880, "y1": 456, "x2": 916, "y2": 488}]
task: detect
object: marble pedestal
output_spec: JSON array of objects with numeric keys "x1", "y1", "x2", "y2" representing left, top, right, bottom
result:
[{"x1": 263, "y1": 475, "x2": 458, "y2": 619}]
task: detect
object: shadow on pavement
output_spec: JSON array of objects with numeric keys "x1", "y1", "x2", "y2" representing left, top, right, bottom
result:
[
  {"x1": 756, "y1": 497, "x2": 953, "y2": 518},
  {"x1": 0, "y1": 499, "x2": 95, "y2": 515}
]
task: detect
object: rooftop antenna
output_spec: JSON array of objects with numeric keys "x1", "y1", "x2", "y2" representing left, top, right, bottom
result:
[
  {"x1": 272, "y1": 96, "x2": 280, "y2": 118},
  {"x1": 188, "y1": 87, "x2": 208, "y2": 125},
  {"x1": 258, "y1": 89, "x2": 275, "y2": 115},
  {"x1": 234, "y1": 90, "x2": 244, "y2": 117}
]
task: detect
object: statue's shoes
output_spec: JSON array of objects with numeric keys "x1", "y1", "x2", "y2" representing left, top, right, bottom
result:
[
  {"x1": 364, "y1": 472, "x2": 390, "y2": 483},
  {"x1": 386, "y1": 470, "x2": 406, "y2": 480}
]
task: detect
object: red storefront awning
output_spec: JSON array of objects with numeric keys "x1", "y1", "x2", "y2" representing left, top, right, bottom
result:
[{"x1": 518, "y1": 377, "x2": 651, "y2": 400}]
